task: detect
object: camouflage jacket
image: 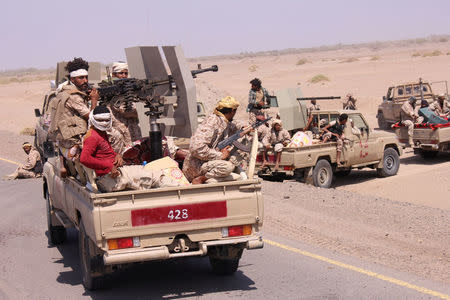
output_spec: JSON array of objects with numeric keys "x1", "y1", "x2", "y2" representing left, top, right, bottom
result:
[
  {"x1": 182, "y1": 113, "x2": 238, "y2": 181},
  {"x1": 263, "y1": 128, "x2": 291, "y2": 146}
]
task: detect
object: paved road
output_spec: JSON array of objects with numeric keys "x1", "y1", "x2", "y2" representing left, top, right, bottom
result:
[{"x1": 0, "y1": 162, "x2": 449, "y2": 299}]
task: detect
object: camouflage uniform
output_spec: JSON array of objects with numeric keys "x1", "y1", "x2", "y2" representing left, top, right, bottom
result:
[
  {"x1": 110, "y1": 101, "x2": 142, "y2": 142},
  {"x1": 257, "y1": 124, "x2": 271, "y2": 149},
  {"x1": 7, "y1": 148, "x2": 42, "y2": 179},
  {"x1": 401, "y1": 101, "x2": 423, "y2": 143},
  {"x1": 306, "y1": 103, "x2": 321, "y2": 116},
  {"x1": 263, "y1": 128, "x2": 291, "y2": 152},
  {"x1": 429, "y1": 100, "x2": 450, "y2": 115},
  {"x1": 182, "y1": 113, "x2": 238, "y2": 182}
]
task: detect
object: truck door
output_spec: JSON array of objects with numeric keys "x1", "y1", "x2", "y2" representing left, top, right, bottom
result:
[{"x1": 348, "y1": 114, "x2": 378, "y2": 164}]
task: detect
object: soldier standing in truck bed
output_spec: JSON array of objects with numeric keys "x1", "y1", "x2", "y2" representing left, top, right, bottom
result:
[
  {"x1": 401, "y1": 97, "x2": 424, "y2": 147},
  {"x1": 183, "y1": 96, "x2": 252, "y2": 184},
  {"x1": 247, "y1": 78, "x2": 270, "y2": 124},
  {"x1": 343, "y1": 93, "x2": 357, "y2": 110}
]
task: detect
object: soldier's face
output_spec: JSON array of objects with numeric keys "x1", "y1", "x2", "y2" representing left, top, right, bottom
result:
[
  {"x1": 225, "y1": 109, "x2": 237, "y2": 121},
  {"x1": 71, "y1": 75, "x2": 89, "y2": 91},
  {"x1": 274, "y1": 124, "x2": 282, "y2": 131},
  {"x1": 23, "y1": 146, "x2": 31, "y2": 154},
  {"x1": 113, "y1": 70, "x2": 128, "y2": 79},
  {"x1": 251, "y1": 84, "x2": 259, "y2": 91}
]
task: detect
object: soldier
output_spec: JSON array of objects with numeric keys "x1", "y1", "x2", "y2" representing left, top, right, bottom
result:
[
  {"x1": 343, "y1": 93, "x2": 357, "y2": 110},
  {"x1": 429, "y1": 94, "x2": 450, "y2": 117},
  {"x1": 4, "y1": 143, "x2": 43, "y2": 180},
  {"x1": 256, "y1": 115, "x2": 271, "y2": 167},
  {"x1": 401, "y1": 96, "x2": 424, "y2": 147},
  {"x1": 80, "y1": 106, "x2": 163, "y2": 192},
  {"x1": 247, "y1": 78, "x2": 270, "y2": 124},
  {"x1": 262, "y1": 119, "x2": 291, "y2": 170},
  {"x1": 107, "y1": 61, "x2": 142, "y2": 153},
  {"x1": 322, "y1": 114, "x2": 348, "y2": 167},
  {"x1": 304, "y1": 99, "x2": 321, "y2": 133},
  {"x1": 183, "y1": 96, "x2": 252, "y2": 184},
  {"x1": 49, "y1": 57, "x2": 98, "y2": 176}
]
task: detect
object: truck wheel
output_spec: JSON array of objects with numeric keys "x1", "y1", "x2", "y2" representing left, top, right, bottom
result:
[
  {"x1": 419, "y1": 150, "x2": 438, "y2": 159},
  {"x1": 377, "y1": 113, "x2": 388, "y2": 130},
  {"x1": 46, "y1": 191, "x2": 66, "y2": 245},
  {"x1": 79, "y1": 221, "x2": 105, "y2": 290},
  {"x1": 312, "y1": 159, "x2": 333, "y2": 188},
  {"x1": 209, "y1": 248, "x2": 243, "y2": 275},
  {"x1": 377, "y1": 148, "x2": 399, "y2": 177}
]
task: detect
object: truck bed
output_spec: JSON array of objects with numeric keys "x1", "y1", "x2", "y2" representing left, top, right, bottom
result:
[{"x1": 395, "y1": 124, "x2": 450, "y2": 152}]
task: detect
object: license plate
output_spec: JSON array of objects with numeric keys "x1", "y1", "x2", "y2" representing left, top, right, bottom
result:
[{"x1": 131, "y1": 201, "x2": 227, "y2": 226}]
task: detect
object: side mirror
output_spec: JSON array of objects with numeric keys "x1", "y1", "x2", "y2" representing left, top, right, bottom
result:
[
  {"x1": 34, "y1": 108, "x2": 41, "y2": 117},
  {"x1": 383, "y1": 96, "x2": 387, "y2": 102}
]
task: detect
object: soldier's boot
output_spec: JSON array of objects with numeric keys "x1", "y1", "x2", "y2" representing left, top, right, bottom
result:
[{"x1": 408, "y1": 137, "x2": 414, "y2": 147}]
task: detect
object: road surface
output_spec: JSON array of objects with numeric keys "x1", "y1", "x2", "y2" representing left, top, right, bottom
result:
[{"x1": 0, "y1": 161, "x2": 449, "y2": 299}]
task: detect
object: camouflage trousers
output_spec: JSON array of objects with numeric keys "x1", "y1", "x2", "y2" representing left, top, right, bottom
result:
[
  {"x1": 97, "y1": 165, "x2": 161, "y2": 192},
  {"x1": 200, "y1": 160, "x2": 235, "y2": 179},
  {"x1": 5, "y1": 166, "x2": 37, "y2": 180},
  {"x1": 323, "y1": 132, "x2": 344, "y2": 152},
  {"x1": 402, "y1": 117, "x2": 423, "y2": 137}
]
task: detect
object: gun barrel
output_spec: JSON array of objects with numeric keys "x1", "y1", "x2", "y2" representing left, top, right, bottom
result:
[
  {"x1": 297, "y1": 96, "x2": 341, "y2": 101},
  {"x1": 191, "y1": 65, "x2": 218, "y2": 78}
]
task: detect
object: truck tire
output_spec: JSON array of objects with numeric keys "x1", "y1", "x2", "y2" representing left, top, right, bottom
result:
[
  {"x1": 209, "y1": 247, "x2": 243, "y2": 275},
  {"x1": 377, "y1": 112, "x2": 388, "y2": 130},
  {"x1": 79, "y1": 221, "x2": 105, "y2": 290},
  {"x1": 419, "y1": 150, "x2": 438, "y2": 159},
  {"x1": 312, "y1": 159, "x2": 333, "y2": 188},
  {"x1": 46, "y1": 191, "x2": 66, "y2": 245},
  {"x1": 377, "y1": 148, "x2": 399, "y2": 177}
]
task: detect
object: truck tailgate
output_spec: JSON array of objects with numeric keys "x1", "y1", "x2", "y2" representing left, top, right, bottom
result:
[{"x1": 93, "y1": 179, "x2": 263, "y2": 245}]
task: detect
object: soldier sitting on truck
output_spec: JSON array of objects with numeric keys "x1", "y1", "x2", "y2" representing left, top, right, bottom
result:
[
  {"x1": 80, "y1": 106, "x2": 164, "y2": 192},
  {"x1": 183, "y1": 96, "x2": 252, "y2": 184},
  {"x1": 322, "y1": 114, "x2": 348, "y2": 167},
  {"x1": 401, "y1": 96, "x2": 424, "y2": 147},
  {"x1": 343, "y1": 93, "x2": 357, "y2": 110},
  {"x1": 247, "y1": 78, "x2": 270, "y2": 124},
  {"x1": 429, "y1": 94, "x2": 450, "y2": 117},
  {"x1": 49, "y1": 57, "x2": 98, "y2": 177},
  {"x1": 4, "y1": 143, "x2": 43, "y2": 180},
  {"x1": 262, "y1": 119, "x2": 291, "y2": 170}
]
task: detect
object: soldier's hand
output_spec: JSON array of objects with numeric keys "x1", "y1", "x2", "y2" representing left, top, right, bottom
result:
[
  {"x1": 241, "y1": 126, "x2": 253, "y2": 136},
  {"x1": 110, "y1": 166, "x2": 120, "y2": 178},
  {"x1": 221, "y1": 146, "x2": 232, "y2": 160},
  {"x1": 114, "y1": 154, "x2": 124, "y2": 167},
  {"x1": 89, "y1": 88, "x2": 99, "y2": 104}
]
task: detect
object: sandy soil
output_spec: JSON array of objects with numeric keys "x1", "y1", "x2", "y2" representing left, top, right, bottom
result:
[{"x1": 0, "y1": 41, "x2": 449, "y2": 284}]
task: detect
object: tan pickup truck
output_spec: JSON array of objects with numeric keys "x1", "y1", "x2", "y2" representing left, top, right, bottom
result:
[
  {"x1": 395, "y1": 124, "x2": 450, "y2": 158},
  {"x1": 43, "y1": 157, "x2": 263, "y2": 290},
  {"x1": 257, "y1": 110, "x2": 403, "y2": 188}
]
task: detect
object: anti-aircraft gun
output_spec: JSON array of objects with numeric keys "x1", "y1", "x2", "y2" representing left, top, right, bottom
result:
[{"x1": 97, "y1": 46, "x2": 218, "y2": 161}]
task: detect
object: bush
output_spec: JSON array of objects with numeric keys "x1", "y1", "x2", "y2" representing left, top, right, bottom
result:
[
  {"x1": 340, "y1": 57, "x2": 359, "y2": 63},
  {"x1": 309, "y1": 74, "x2": 330, "y2": 84},
  {"x1": 411, "y1": 52, "x2": 421, "y2": 57},
  {"x1": 370, "y1": 56, "x2": 380, "y2": 61},
  {"x1": 248, "y1": 65, "x2": 258, "y2": 72},
  {"x1": 296, "y1": 58, "x2": 309, "y2": 65},
  {"x1": 422, "y1": 50, "x2": 442, "y2": 57},
  {"x1": 20, "y1": 127, "x2": 35, "y2": 136}
]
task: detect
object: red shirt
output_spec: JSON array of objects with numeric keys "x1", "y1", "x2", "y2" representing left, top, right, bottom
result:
[{"x1": 80, "y1": 128, "x2": 116, "y2": 176}]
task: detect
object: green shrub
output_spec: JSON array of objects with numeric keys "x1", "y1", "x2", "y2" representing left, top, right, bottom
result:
[
  {"x1": 296, "y1": 58, "x2": 309, "y2": 65},
  {"x1": 309, "y1": 74, "x2": 330, "y2": 84}
]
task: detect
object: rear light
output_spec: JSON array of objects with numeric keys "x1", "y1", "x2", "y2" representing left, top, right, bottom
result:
[
  {"x1": 222, "y1": 225, "x2": 252, "y2": 237},
  {"x1": 107, "y1": 237, "x2": 140, "y2": 250},
  {"x1": 283, "y1": 166, "x2": 294, "y2": 171}
]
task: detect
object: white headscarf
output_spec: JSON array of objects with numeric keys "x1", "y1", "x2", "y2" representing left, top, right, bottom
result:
[
  {"x1": 88, "y1": 110, "x2": 112, "y2": 132},
  {"x1": 69, "y1": 68, "x2": 88, "y2": 78},
  {"x1": 112, "y1": 62, "x2": 128, "y2": 73}
]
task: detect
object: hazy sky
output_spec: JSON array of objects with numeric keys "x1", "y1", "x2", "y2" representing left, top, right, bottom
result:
[{"x1": 1, "y1": 0, "x2": 450, "y2": 70}]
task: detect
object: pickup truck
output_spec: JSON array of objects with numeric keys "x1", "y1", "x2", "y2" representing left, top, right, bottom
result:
[
  {"x1": 394, "y1": 123, "x2": 450, "y2": 158},
  {"x1": 256, "y1": 110, "x2": 403, "y2": 188},
  {"x1": 43, "y1": 156, "x2": 264, "y2": 290}
]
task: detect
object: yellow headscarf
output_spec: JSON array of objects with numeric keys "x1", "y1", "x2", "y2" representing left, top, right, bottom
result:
[{"x1": 214, "y1": 96, "x2": 240, "y2": 121}]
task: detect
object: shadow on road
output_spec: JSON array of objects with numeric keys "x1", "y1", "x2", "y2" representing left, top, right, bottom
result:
[
  {"x1": 332, "y1": 170, "x2": 378, "y2": 188},
  {"x1": 400, "y1": 151, "x2": 450, "y2": 165},
  {"x1": 52, "y1": 229, "x2": 257, "y2": 299}
]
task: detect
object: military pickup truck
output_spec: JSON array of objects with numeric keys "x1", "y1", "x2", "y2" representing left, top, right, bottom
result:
[
  {"x1": 43, "y1": 156, "x2": 263, "y2": 290},
  {"x1": 394, "y1": 124, "x2": 450, "y2": 158},
  {"x1": 257, "y1": 110, "x2": 403, "y2": 188},
  {"x1": 376, "y1": 80, "x2": 438, "y2": 130}
]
